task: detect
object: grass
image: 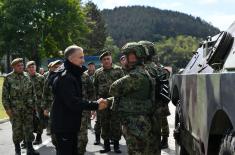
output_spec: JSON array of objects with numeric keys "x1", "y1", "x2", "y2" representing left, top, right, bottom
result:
[{"x1": 0, "y1": 77, "x2": 8, "y2": 119}]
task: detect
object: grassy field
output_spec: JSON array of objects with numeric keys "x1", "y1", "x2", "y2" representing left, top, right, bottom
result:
[{"x1": 0, "y1": 77, "x2": 8, "y2": 119}]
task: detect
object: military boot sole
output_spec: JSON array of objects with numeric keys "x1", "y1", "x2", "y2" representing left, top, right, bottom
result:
[{"x1": 100, "y1": 148, "x2": 111, "y2": 154}]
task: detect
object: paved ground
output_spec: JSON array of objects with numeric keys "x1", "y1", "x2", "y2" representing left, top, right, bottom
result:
[{"x1": 0, "y1": 103, "x2": 176, "y2": 155}]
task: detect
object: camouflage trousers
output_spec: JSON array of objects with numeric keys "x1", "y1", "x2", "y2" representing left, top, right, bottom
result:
[
  {"x1": 161, "y1": 116, "x2": 169, "y2": 137},
  {"x1": 149, "y1": 112, "x2": 161, "y2": 155},
  {"x1": 100, "y1": 109, "x2": 122, "y2": 141},
  {"x1": 77, "y1": 111, "x2": 90, "y2": 155},
  {"x1": 33, "y1": 108, "x2": 46, "y2": 134},
  {"x1": 122, "y1": 115, "x2": 158, "y2": 155},
  {"x1": 94, "y1": 111, "x2": 101, "y2": 135},
  {"x1": 10, "y1": 109, "x2": 34, "y2": 143}
]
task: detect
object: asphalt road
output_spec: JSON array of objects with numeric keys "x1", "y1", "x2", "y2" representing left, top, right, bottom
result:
[{"x1": 0, "y1": 103, "x2": 176, "y2": 155}]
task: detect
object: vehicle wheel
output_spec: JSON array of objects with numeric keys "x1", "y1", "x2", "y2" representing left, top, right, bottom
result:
[
  {"x1": 175, "y1": 100, "x2": 189, "y2": 155},
  {"x1": 219, "y1": 132, "x2": 235, "y2": 155},
  {"x1": 207, "y1": 31, "x2": 233, "y2": 67}
]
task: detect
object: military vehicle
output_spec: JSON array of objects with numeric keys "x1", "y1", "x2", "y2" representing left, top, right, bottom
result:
[{"x1": 171, "y1": 21, "x2": 235, "y2": 155}]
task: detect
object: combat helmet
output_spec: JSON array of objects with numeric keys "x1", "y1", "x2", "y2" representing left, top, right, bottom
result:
[
  {"x1": 121, "y1": 42, "x2": 146, "y2": 59},
  {"x1": 138, "y1": 40, "x2": 156, "y2": 60}
]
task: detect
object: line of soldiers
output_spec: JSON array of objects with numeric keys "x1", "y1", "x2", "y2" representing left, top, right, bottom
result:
[
  {"x1": 1, "y1": 58, "x2": 63, "y2": 155},
  {"x1": 2, "y1": 39, "x2": 171, "y2": 155}
]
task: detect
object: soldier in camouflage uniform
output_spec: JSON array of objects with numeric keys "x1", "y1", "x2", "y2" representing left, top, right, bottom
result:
[
  {"x1": 107, "y1": 42, "x2": 160, "y2": 155},
  {"x1": 42, "y1": 60, "x2": 62, "y2": 147},
  {"x1": 139, "y1": 40, "x2": 171, "y2": 149},
  {"x1": 158, "y1": 66, "x2": 171, "y2": 148},
  {"x1": 86, "y1": 62, "x2": 101, "y2": 146},
  {"x1": 42, "y1": 60, "x2": 62, "y2": 135},
  {"x1": 77, "y1": 65, "x2": 96, "y2": 155},
  {"x1": 85, "y1": 62, "x2": 96, "y2": 129},
  {"x1": 93, "y1": 51, "x2": 124, "y2": 153},
  {"x1": 2, "y1": 58, "x2": 39, "y2": 155},
  {"x1": 26, "y1": 61, "x2": 45, "y2": 145}
]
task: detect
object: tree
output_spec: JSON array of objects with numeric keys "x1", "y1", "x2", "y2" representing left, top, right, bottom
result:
[
  {"x1": 155, "y1": 35, "x2": 200, "y2": 71},
  {"x1": 83, "y1": 1, "x2": 106, "y2": 55},
  {"x1": 102, "y1": 6, "x2": 220, "y2": 46},
  {"x1": 104, "y1": 36, "x2": 120, "y2": 62},
  {"x1": 0, "y1": 0, "x2": 89, "y2": 71}
]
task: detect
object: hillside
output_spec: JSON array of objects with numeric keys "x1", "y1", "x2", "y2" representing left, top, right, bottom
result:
[{"x1": 102, "y1": 6, "x2": 220, "y2": 46}]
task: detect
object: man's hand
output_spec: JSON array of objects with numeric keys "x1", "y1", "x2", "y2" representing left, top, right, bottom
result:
[
  {"x1": 90, "y1": 111, "x2": 96, "y2": 120},
  {"x1": 97, "y1": 98, "x2": 108, "y2": 110},
  {"x1": 44, "y1": 110, "x2": 49, "y2": 117},
  {"x1": 6, "y1": 109, "x2": 13, "y2": 118}
]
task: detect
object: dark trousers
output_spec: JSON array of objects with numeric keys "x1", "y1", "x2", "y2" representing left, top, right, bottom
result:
[{"x1": 55, "y1": 132, "x2": 78, "y2": 155}]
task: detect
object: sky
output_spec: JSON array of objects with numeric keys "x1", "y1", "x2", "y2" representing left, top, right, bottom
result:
[{"x1": 84, "y1": 0, "x2": 235, "y2": 31}]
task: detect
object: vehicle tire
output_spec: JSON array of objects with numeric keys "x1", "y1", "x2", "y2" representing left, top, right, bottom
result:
[
  {"x1": 219, "y1": 132, "x2": 235, "y2": 155},
  {"x1": 175, "y1": 100, "x2": 189, "y2": 155},
  {"x1": 207, "y1": 31, "x2": 233, "y2": 67}
]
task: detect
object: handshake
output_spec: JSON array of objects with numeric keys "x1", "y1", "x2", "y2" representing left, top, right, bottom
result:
[{"x1": 97, "y1": 98, "x2": 108, "y2": 110}]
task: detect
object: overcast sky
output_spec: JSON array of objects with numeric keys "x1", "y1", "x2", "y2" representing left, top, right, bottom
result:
[{"x1": 84, "y1": 0, "x2": 235, "y2": 31}]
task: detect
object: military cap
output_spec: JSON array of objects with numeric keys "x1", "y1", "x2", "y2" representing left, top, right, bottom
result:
[
  {"x1": 88, "y1": 62, "x2": 95, "y2": 65},
  {"x1": 26, "y1": 61, "x2": 36, "y2": 68},
  {"x1": 99, "y1": 51, "x2": 111, "y2": 60},
  {"x1": 121, "y1": 42, "x2": 146, "y2": 58},
  {"x1": 11, "y1": 58, "x2": 23, "y2": 66},
  {"x1": 50, "y1": 60, "x2": 62, "y2": 68}
]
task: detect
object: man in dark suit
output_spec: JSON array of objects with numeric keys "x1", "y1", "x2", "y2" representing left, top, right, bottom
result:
[{"x1": 47, "y1": 45, "x2": 107, "y2": 155}]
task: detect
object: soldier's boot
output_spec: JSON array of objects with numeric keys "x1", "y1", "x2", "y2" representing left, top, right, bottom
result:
[
  {"x1": 113, "y1": 140, "x2": 122, "y2": 154},
  {"x1": 100, "y1": 140, "x2": 111, "y2": 153},
  {"x1": 14, "y1": 143, "x2": 21, "y2": 155},
  {"x1": 33, "y1": 134, "x2": 42, "y2": 145},
  {"x1": 110, "y1": 139, "x2": 114, "y2": 145},
  {"x1": 160, "y1": 136, "x2": 169, "y2": 149},
  {"x1": 93, "y1": 134, "x2": 100, "y2": 145},
  {"x1": 26, "y1": 142, "x2": 40, "y2": 155},
  {"x1": 21, "y1": 140, "x2": 26, "y2": 149},
  {"x1": 46, "y1": 127, "x2": 51, "y2": 136}
]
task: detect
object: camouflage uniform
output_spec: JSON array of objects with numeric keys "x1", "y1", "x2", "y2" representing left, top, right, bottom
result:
[
  {"x1": 144, "y1": 61, "x2": 164, "y2": 151},
  {"x1": 156, "y1": 64, "x2": 170, "y2": 139},
  {"x1": 78, "y1": 71, "x2": 95, "y2": 155},
  {"x1": 2, "y1": 72, "x2": 35, "y2": 144},
  {"x1": 109, "y1": 65, "x2": 159, "y2": 155},
  {"x1": 28, "y1": 72, "x2": 45, "y2": 135},
  {"x1": 139, "y1": 40, "x2": 170, "y2": 149},
  {"x1": 42, "y1": 71, "x2": 57, "y2": 146},
  {"x1": 93, "y1": 64, "x2": 124, "y2": 149}
]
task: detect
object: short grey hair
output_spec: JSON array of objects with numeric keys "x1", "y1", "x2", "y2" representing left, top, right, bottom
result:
[{"x1": 64, "y1": 45, "x2": 83, "y2": 59}]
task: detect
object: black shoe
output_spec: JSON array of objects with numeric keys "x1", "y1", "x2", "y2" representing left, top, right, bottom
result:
[
  {"x1": 46, "y1": 128, "x2": 51, "y2": 136},
  {"x1": 46, "y1": 131, "x2": 51, "y2": 136},
  {"x1": 93, "y1": 134, "x2": 100, "y2": 145},
  {"x1": 26, "y1": 142, "x2": 40, "y2": 155},
  {"x1": 33, "y1": 134, "x2": 42, "y2": 145},
  {"x1": 14, "y1": 143, "x2": 21, "y2": 155},
  {"x1": 110, "y1": 139, "x2": 114, "y2": 145},
  {"x1": 114, "y1": 140, "x2": 122, "y2": 154},
  {"x1": 100, "y1": 140, "x2": 111, "y2": 153},
  {"x1": 21, "y1": 141, "x2": 26, "y2": 149},
  {"x1": 161, "y1": 137, "x2": 169, "y2": 149}
]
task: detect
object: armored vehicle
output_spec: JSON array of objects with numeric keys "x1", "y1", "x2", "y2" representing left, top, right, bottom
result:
[{"x1": 171, "y1": 21, "x2": 235, "y2": 155}]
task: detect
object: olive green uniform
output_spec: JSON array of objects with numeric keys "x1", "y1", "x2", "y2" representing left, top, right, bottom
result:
[
  {"x1": 2, "y1": 72, "x2": 35, "y2": 144},
  {"x1": 109, "y1": 66, "x2": 160, "y2": 155},
  {"x1": 93, "y1": 65, "x2": 124, "y2": 142}
]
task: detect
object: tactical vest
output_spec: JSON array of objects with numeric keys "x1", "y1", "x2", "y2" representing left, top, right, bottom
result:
[{"x1": 118, "y1": 68, "x2": 154, "y2": 115}]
